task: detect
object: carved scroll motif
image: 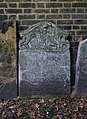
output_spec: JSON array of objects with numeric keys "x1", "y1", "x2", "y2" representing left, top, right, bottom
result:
[{"x1": 19, "y1": 22, "x2": 69, "y2": 51}]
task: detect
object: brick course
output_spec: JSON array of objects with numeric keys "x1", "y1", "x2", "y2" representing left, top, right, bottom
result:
[{"x1": 0, "y1": 0, "x2": 87, "y2": 41}]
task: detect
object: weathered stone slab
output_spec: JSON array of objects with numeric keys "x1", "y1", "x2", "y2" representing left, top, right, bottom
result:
[
  {"x1": 75, "y1": 39, "x2": 87, "y2": 95},
  {"x1": 0, "y1": 21, "x2": 17, "y2": 100},
  {"x1": 19, "y1": 22, "x2": 70, "y2": 97}
]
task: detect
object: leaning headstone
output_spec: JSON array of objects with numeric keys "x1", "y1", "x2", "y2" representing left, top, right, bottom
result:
[
  {"x1": 0, "y1": 21, "x2": 17, "y2": 100},
  {"x1": 75, "y1": 39, "x2": 87, "y2": 95},
  {"x1": 19, "y1": 22, "x2": 70, "y2": 97}
]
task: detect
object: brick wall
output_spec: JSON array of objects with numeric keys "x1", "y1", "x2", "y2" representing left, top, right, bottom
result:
[{"x1": 0, "y1": 0, "x2": 87, "y2": 41}]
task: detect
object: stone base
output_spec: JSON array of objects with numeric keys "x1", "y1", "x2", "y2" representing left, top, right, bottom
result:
[
  {"x1": 0, "y1": 80, "x2": 17, "y2": 100},
  {"x1": 20, "y1": 80, "x2": 70, "y2": 98}
]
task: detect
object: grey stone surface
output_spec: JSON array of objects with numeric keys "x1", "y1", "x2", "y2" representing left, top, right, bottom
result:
[
  {"x1": 19, "y1": 22, "x2": 70, "y2": 97},
  {"x1": 75, "y1": 39, "x2": 87, "y2": 95}
]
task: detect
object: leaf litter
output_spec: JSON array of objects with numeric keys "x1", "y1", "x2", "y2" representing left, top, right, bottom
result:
[{"x1": 0, "y1": 95, "x2": 87, "y2": 119}]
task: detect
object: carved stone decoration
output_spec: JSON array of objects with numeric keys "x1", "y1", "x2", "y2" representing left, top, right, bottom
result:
[
  {"x1": 0, "y1": 21, "x2": 17, "y2": 99},
  {"x1": 19, "y1": 22, "x2": 70, "y2": 97},
  {"x1": 19, "y1": 22, "x2": 69, "y2": 51},
  {"x1": 75, "y1": 39, "x2": 87, "y2": 95}
]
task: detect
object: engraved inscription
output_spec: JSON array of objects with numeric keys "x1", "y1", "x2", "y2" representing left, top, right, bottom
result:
[
  {"x1": 81, "y1": 59, "x2": 87, "y2": 74},
  {"x1": 75, "y1": 39, "x2": 87, "y2": 95}
]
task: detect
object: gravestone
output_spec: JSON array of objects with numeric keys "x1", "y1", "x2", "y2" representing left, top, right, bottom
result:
[
  {"x1": 0, "y1": 21, "x2": 17, "y2": 99},
  {"x1": 19, "y1": 22, "x2": 70, "y2": 97},
  {"x1": 75, "y1": 39, "x2": 87, "y2": 95}
]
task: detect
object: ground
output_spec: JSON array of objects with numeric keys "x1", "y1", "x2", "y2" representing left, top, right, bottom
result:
[{"x1": 0, "y1": 95, "x2": 87, "y2": 119}]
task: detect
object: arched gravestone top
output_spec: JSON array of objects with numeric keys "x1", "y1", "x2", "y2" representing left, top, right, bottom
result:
[
  {"x1": 75, "y1": 39, "x2": 87, "y2": 95},
  {"x1": 19, "y1": 22, "x2": 69, "y2": 51},
  {"x1": 19, "y1": 22, "x2": 70, "y2": 97}
]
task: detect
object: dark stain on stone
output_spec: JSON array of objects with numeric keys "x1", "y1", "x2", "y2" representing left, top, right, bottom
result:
[{"x1": 0, "y1": 21, "x2": 14, "y2": 33}]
